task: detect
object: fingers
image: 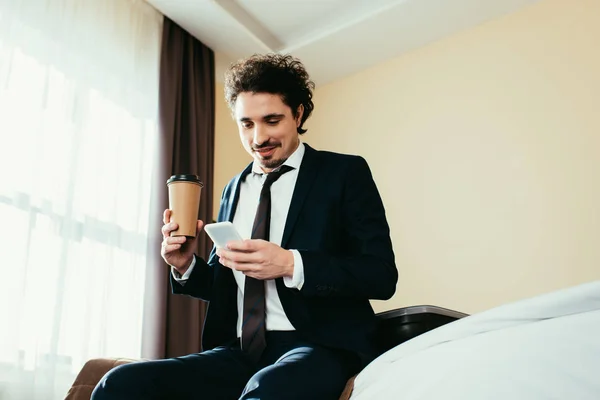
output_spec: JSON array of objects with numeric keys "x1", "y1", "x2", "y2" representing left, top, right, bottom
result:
[
  {"x1": 163, "y1": 209, "x2": 172, "y2": 225},
  {"x1": 161, "y1": 222, "x2": 179, "y2": 238},
  {"x1": 217, "y1": 247, "x2": 260, "y2": 263},
  {"x1": 165, "y1": 236, "x2": 187, "y2": 245},
  {"x1": 242, "y1": 270, "x2": 264, "y2": 280},
  {"x1": 196, "y1": 220, "x2": 204, "y2": 235},
  {"x1": 219, "y1": 261, "x2": 264, "y2": 280},
  {"x1": 163, "y1": 243, "x2": 182, "y2": 253},
  {"x1": 226, "y1": 239, "x2": 264, "y2": 252},
  {"x1": 219, "y1": 259, "x2": 256, "y2": 273},
  {"x1": 161, "y1": 236, "x2": 186, "y2": 254}
]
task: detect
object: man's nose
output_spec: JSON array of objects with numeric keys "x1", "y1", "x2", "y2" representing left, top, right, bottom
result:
[{"x1": 253, "y1": 125, "x2": 269, "y2": 146}]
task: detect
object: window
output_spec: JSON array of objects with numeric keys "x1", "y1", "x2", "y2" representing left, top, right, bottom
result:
[{"x1": 0, "y1": 1, "x2": 162, "y2": 397}]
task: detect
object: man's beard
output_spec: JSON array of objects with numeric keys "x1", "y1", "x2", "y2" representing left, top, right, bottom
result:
[
  {"x1": 261, "y1": 157, "x2": 288, "y2": 170},
  {"x1": 252, "y1": 141, "x2": 286, "y2": 170}
]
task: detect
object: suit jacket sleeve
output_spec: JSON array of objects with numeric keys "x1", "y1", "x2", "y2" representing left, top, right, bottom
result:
[
  {"x1": 298, "y1": 156, "x2": 398, "y2": 300},
  {"x1": 169, "y1": 182, "x2": 232, "y2": 301},
  {"x1": 170, "y1": 250, "x2": 217, "y2": 301}
]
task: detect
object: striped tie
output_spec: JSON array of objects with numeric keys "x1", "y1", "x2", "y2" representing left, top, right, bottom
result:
[{"x1": 241, "y1": 164, "x2": 293, "y2": 362}]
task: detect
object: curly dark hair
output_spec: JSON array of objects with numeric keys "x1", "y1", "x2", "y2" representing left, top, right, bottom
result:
[{"x1": 224, "y1": 53, "x2": 315, "y2": 134}]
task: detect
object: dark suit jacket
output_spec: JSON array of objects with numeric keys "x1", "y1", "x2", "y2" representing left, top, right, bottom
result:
[{"x1": 171, "y1": 144, "x2": 398, "y2": 364}]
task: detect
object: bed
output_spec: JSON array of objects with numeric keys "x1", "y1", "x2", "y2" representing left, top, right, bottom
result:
[{"x1": 351, "y1": 280, "x2": 600, "y2": 399}]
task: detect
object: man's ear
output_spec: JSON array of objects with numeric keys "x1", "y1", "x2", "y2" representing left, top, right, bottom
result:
[{"x1": 295, "y1": 104, "x2": 304, "y2": 127}]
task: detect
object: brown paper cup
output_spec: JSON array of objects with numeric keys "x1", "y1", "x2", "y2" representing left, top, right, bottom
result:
[{"x1": 167, "y1": 174, "x2": 203, "y2": 237}]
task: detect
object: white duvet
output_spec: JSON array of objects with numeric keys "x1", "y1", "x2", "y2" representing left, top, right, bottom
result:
[{"x1": 351, "y1": 280, "x2": 600, "y2": 400}]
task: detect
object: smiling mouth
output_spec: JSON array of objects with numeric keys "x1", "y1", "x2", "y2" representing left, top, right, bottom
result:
[{"x1": 254, "y1": 146, "x2": 277, "y2": 158}]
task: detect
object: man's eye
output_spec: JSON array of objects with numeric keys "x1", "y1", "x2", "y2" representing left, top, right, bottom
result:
[
  {"x1": 242, "y1": 122, "x2": 253, "y2": 129},
  {"x1": 266, "y1": 120, "x2": 279, "y2": 125}
]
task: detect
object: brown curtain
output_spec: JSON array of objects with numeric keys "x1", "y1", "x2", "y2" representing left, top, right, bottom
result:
[{"x1": 142, "y1": 17, "x2": 215, "y2": 360}]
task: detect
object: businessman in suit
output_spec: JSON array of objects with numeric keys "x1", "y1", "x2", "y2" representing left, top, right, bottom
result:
[{"x1": 92, "y1": 54, "x2": 397, "y2": 400}]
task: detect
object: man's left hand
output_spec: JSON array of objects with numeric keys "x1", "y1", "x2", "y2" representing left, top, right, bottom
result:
[{"x1": 216, "y1": 240, "x2": 294, "y2": 280}]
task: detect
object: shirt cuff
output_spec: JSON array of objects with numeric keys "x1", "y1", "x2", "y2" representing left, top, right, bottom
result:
[
  {"x1": 171, "y1": 256, "x2": 196, "y2": 284},
  {"x1": 283, "y1": 250, "x2": 304, "y2": 290}
]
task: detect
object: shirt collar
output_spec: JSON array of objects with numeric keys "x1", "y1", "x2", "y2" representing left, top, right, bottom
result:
[{"x1": 251, "y1": 141, "x2": 305, "y2": 175}]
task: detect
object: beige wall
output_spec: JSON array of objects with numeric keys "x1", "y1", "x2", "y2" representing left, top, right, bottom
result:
[
  {"x1": 213, "y1": 0, "x2": 600, "y2": 314},
  {"x1": 307, "y1": 0, "x2": 600, "y2": 313}
]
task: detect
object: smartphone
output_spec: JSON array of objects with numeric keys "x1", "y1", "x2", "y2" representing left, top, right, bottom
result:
[{"x1": 204, "y1": 221, "x2": 244, "y2": 248}]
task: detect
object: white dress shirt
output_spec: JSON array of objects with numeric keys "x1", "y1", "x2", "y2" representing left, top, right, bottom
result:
[{"x1": 172, "y1": 142, "x2": 306, "y2": 336}]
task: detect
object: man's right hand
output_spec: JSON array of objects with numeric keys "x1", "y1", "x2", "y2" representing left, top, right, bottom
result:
[{"x1": 161, "y1": 209, "x2": 204, "y2": 276}]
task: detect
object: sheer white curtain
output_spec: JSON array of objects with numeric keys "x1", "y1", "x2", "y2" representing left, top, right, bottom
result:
[{"x1": 0, "y1": 0, "x2": 163, "y2": 398}]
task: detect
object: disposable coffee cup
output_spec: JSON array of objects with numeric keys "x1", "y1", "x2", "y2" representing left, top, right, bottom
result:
[{"x1": 167, "y1": 174, "x2": 203, "y2": 237}]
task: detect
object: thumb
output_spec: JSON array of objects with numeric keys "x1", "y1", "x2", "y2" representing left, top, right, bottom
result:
[{"x1": 196, "y1": 220, "x2": 205, "y2": 236}]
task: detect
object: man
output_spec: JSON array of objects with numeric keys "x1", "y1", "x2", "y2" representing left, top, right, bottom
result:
[{"x1": 93, "y1": 54, "x2": 397, "y2": 400}]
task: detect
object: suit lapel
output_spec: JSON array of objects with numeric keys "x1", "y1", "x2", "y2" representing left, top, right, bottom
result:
[
  {"x1": 216, "y1": 162, "x2": 252, "y2": 296},
  {"x1": 281, "y1": 144, "x2": 320, "y2": 248},
  {"x1": 224, "y1": 162, "x2": 253, "y2": 223}
]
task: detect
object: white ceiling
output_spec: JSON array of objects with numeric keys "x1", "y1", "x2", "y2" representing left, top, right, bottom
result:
[{"x1": 146, "y1": 0, "x2": 541, "y2": 85}]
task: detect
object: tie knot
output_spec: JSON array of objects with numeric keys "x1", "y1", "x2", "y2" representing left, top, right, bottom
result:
[{"x1": 263, "y1": 164, "x2": 293, "y2": 189}]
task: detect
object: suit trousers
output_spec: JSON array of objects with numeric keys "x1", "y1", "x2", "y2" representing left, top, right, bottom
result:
[{"x1": 91, "y1": 331, "x2": 360, "y2": 400}]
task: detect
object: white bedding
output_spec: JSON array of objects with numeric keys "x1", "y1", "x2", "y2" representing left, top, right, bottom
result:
[{"x1": 351, "y1": 280, "x2": 600, "y2": 400}]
